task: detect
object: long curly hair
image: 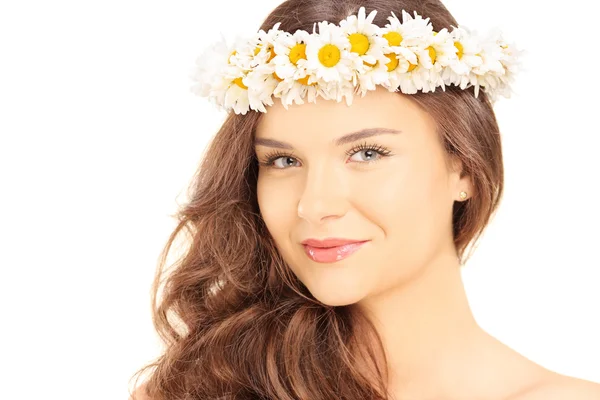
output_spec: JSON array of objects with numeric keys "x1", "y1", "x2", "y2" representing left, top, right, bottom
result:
[{"x1": 129, "y1": 0, "x2": 504, "y2": 398}]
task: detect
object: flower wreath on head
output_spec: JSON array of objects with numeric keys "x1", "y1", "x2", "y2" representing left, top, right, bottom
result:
[{"x1": 189, "y1": 7, "x2": 524, "y2": 115}]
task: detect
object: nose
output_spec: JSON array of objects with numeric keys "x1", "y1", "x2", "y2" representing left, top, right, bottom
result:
[{"x1": 297, "y1": 163, "x2": 348, "y2": 225}]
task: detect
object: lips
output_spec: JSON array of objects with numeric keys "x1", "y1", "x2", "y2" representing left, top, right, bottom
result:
[
  {"x1": 301, "y1": 238, "x2": 370, "y2": 263},
  {"x1": 301, "y1": 238, "x2": 365, "y2": 248}
]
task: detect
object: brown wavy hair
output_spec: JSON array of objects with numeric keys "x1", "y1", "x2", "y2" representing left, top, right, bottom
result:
[{"x1": 129, "y1": 0, "x2": 504, "y2": 398}]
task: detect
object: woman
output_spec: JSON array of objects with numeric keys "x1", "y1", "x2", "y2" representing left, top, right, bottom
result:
[{"x1": 130, "y1": 0, "x2": 600, "y2": 398}]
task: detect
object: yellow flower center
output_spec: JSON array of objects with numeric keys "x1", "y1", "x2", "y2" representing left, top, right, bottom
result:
[
  {"x1": 364, "y1": 60, "x2": 378, "y2": 68},
  {"x1": 385, "y1": 53, "x2": 399, "y2": 71},
  {"x1": 348, "y1": 33, "x2": 370, "y2": 55},
  {"x1": 407, "y1": 62, "x2": 417, "y2": 72},
  {"x1": 383, "y1": 31, "x2": 403, "y2": 46},
  {"x1": 297, "y1": 75, "x2": 316, "y2": 86},
  {"x1": 273, "y1": 71, "x2": 283, "y2": 82},
  {"x1": 233, "y1": 77, "x2": 247, "y2": 89},
  {"x1": 267, "y1": 47, "x2": 276, "y2": 62},
  {"x1": 228, "y1": 50, "x2": 237, "y2": 63},
  {"x1": 289, "y1": 43, "x2": 307, "y2": 65},
  {"x1": 254, "y1": 45, "x2": 276, "y2": 62},
  {"x1": 454, "y1": 41, "x2": 464, "y2": 59},
  {"x1": 427, "y1": 46, "x2": 437, "y2": 64},
  {"x1": 318, "y1": 44, "x2": 341, "y2": 67}
]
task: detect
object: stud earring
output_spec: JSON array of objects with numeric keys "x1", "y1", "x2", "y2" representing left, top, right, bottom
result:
[{"x1": 459, "y1": 191, "x2": 468, "y2": 200}]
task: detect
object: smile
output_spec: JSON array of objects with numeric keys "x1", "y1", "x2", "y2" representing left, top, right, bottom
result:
[{"x1": 302, "y1": 241, "x2": 370, "y2": 263}]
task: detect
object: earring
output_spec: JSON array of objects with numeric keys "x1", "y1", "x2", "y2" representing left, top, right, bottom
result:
[{"x1": 459, "y1": 191, "x2": 468, "y2": 200}]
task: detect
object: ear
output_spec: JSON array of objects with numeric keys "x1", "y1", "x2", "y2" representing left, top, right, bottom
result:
[{"x1": 448, "y1": 154, "x2": 474, "y2": 201}]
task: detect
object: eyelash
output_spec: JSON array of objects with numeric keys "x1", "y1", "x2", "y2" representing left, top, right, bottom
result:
[{"x1": 257, "y1": 141, "x2": 393, "y2": 169}]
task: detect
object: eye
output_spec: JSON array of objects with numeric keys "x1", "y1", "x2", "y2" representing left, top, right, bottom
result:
[
  {"x1": 345, "y1": 142, "x2": 392, "y2": 164},
  {"x1": 258, "y1": 151, "x2": 301, "y2": 169},
  {"x1": 272, "y1": 156, "x2": 300, "y2": 169}
]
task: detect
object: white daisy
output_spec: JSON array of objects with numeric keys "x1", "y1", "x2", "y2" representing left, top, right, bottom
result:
[
  {"x1": 189, "y1": 34, "x2": 231, "y2": 99},
  {"x1": 269, "y1": 28, "x2": 327, "y2": 107},
  {"x1": 384, "y1": 10, "x2": 435, "y2": 48},
  {"x1": 498, "y1": 37, "x2": 524, "y2": 79},
  {"x1": 489, "y1": 37, "x2": 525, "y2": 100},
  {"x1": 473, "y1": 31, "x2": 505, "y2": 77},
  {"x1": 379, "y1": 11, "x2": 431, "y2": 93},
  {"x1": 251, "y1": 22, "x2": 286, "y2": 68},
  {"x1": 442, "y1": 26, "x2": 485, "y2": 93},
  {"x1": 219, "y1": 70, "x2": 251, "y2": 115},
  {"x1": 339, "y1": 7, "x2": 388, "y2": 66},
  {"x1": 413, "y1": 28, "x2": 461, "y2": 93},
  {"x1": 231, "y1": 22, "x2": 295, "y2": 111},
  {"x1": 190, "y1": 35, "x2": 255, "y2": 113},
  {"x1": 446, "y1": 26, "x2": 511, "y2": 98},
  {"x1": 244, "y1": 62, "x2": 279, "y2": 113},
  {"x1": 396, "y1": 61, "x2": 432, "y2": 94},
  {"x1": 394, "y1": 10, "x2": 462, "y2": 93},
  {"x1": 227, "y1": 34, "x2": 258, "y2": 71},
  {"x1": 354, "y1": 54, "x2": 392, "y2": 96},
  {"x1": 471, "y1": 37, "x2": 506, "y2": 98},
  {"x1": 272, "y1": 28, "x2": 311, "y2": 81},
  {"x1": 339, "y1": 6, "x2": 390, "y2": 95},
  {"x1": 474, "y1": 28, "x2": 524, "y2": 100},
  {"x1": 326, "y1": 79, "x2": 357, "y2": 106},
  {"x1": 210, "y1": 32, "x2": 284, "y2": 114},
  {"x1": 272, "y1": 70, "x2": 325, "y2": 108},
  {"x1": 304, "y1": 21, "x2": 361, "y2": 84}
]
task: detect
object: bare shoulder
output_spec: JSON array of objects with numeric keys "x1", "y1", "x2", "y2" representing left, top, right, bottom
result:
[{"x1": 512, "y1": 372, "x2": 600, "y2": 400}]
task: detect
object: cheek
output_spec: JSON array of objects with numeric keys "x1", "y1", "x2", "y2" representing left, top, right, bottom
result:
[
  {"x1": 354, "y1": 159, "x2": 446, "y2": 265},
  {"x1": 362, "y1": 154, "x2": 446, "y2": 218},
  {"x1": 256, "y1": 173, "x2": 295, "y2": 242},
  {"x1": 351, "y1": 160, "x2": 418, "y2": 224}
]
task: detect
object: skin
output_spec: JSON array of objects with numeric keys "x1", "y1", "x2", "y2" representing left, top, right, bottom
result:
[{"x1": 253, "y1": 86, "x2": 600, "y2": 400}]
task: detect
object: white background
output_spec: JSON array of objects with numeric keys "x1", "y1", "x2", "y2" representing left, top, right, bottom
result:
[{"x1": 0, "y1": 1, "x2": 598, "y2": 399}]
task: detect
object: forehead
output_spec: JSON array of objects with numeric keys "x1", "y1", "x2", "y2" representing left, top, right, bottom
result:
[{"x1": 255, "y1": 87, "x2": 436, "y2": 142}]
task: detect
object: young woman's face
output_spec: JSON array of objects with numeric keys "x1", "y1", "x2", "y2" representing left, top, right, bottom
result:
[{"x1": 255, "y1": 87, "x2": 470, "y2": 306}]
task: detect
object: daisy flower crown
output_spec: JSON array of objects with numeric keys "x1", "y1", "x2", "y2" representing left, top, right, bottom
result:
[{"x1": 190, "y1": 7, "x2": 523, "y2": 115}]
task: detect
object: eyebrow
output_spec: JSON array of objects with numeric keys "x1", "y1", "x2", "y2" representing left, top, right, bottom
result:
[{"x1": 253, "y1": 127, "x2": 402, "y2": 150}]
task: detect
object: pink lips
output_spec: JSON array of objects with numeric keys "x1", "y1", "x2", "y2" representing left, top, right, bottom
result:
[{"x1": 301, "y1": 238, "x2": 370, "y2": 263}]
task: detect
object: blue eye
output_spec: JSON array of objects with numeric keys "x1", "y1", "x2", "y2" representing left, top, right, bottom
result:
[
  {"x1": 270, "y1": 155, "x2": 300, "y2": 169},
  {"x1": 346, "y1": 143, "x2": 391, "y2": 163},
  {"x1": 257, "y1": 151, "x2": 300, "y2": 169}
]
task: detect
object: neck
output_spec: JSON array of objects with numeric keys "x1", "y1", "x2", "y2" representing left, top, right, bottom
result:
[{"x1": 357, "y1": 251, "x2": 487, "y2": 398}]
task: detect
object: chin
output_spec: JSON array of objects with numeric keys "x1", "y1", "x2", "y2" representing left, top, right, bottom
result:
[
  {"x1": 287, "y1": 255, "x2": 375, "y2": 306},
  {"x1": 313, "y1": 293, "x2": 362, "y2": 307},
  {"x1": 304, "y1": 281, "x2": 370, "y2": 307}
]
